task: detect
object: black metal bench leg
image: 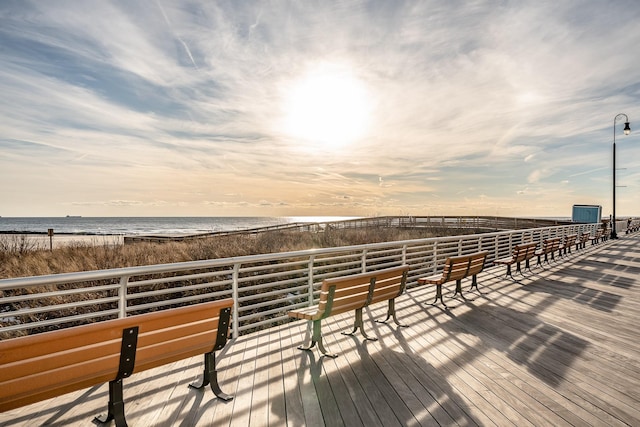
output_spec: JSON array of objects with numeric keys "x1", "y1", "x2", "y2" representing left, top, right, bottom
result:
[
  {"x1": 298, "y1": 320, "x2": 337, "y2": 358},
  {"x1": 469, "y1": 275, "x2": 479, "y2": 291},
  {"x1": 430, "y1": 284, "x2": 448, "y2": 309},
  {"x1": 468, "y1": 275, "x2": 481, "y2": 295},
  {"x1": 343, "y1": 308, "x2": 377, "y2": 341},
  {"x1": 189, "y1": 352, "x2": 233, "y2": 401},
  {"x1": 504, "y1": 264, "x2": 513, "y2": 279},
  {"x1": 452, "y1": 279, "x2": 468, "y2": 301},
  {"x1": 95, "y1": 379, "x2": 128, "y2": 427},
  {"x1": 375, "y1": 299, "x2": 407, "y2": 327}
]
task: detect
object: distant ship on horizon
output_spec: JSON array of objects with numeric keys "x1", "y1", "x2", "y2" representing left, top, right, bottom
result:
[{"x1": 66, "y1": 215, "x2": 82, "y2": 218}]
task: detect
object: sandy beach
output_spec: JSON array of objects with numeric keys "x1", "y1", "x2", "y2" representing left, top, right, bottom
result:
[{"x1": 0, "y1": 233, "x2": 124, "y2": 250}]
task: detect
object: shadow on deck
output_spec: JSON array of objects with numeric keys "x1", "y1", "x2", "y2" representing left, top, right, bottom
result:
[{"x1": 2, "y1": 234, "x2": 640, "y2": 426}]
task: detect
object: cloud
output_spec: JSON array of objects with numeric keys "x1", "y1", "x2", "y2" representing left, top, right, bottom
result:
[{"x1": 1, "y1": 1, "x2": 640, "y2": 217}]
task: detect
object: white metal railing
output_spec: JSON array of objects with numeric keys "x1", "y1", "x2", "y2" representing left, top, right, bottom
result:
[
  {"x1": 614, "y1": 218, "x2": 639, "y2": 235},
  {"x1": 0, "y1": 223, "x2": 600, "y2": 339}
]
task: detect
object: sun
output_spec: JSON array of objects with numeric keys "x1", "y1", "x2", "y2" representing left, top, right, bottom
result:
[{"x1": 282, "y1": 63, "x2": 371, "y2": 149}]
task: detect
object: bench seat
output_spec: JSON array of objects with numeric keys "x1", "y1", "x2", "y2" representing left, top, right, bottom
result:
[{"x1": 418, "y1": 251, "x2": 489, "y2": 309}]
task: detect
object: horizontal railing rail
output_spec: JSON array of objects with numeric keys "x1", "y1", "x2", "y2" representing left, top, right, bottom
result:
[{"x1": 1, "y1": 222, "x2": 600, "y2": 339}]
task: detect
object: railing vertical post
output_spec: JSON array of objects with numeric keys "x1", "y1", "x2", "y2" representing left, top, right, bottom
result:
[
  {"x1": 232, "y1": 263, "x2": 240, "y2": 338},
  {"x1": 308, "y1": 255, "x2": 315, "y2": 305},
  {"x1": 119, "y1": 276, "x2": 129, "y2": 318},
  {"x1": 361, "y1": 249, "x2": 368, "y2": 273},
  {"x1": 432, "y1": 241, "x2": 438, "y2": 273},
  {"x1": 402, "y1": 244, "x2": 408, "y2": 264}
]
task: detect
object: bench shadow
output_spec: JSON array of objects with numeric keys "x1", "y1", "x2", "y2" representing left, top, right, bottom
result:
[
  {"x1": 285, "y1": 326, "x2": 477, "y2": 426},
  {"x1": 489, "y1": 250, "x2": 626, "y2": 313},
  {"x1": 445, "y1": 301, "x2": 589, "y2": 387},
  {"x1": 406, "y1": 272, "x2": 590, "y2": 388},
  {"x1": 0, "y1": 385, "x2": 105, "y2": 427}
]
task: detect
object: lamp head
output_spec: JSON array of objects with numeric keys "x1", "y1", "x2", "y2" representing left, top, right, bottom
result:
[{"x1": 624, "y1": 121, "x2": 631, "y2": 135}]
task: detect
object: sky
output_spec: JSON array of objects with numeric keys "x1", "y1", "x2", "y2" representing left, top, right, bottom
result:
[{"x1": 1, "y1": 0, "x2": 640, "y2": 219}]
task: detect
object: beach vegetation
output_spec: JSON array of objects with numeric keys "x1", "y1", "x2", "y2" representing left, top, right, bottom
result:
[{"x1": 0, "y1": 226, "x2": 476, "y2": 279}]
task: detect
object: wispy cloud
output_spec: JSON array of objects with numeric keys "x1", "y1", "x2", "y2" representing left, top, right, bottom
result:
[{"x1": 1, "y1": 1, "x2": 639, "y2": 217}]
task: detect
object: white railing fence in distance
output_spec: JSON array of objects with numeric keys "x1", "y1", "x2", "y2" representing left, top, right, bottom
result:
[{"x1": 0, "y1": 223, "x2": 600, "y2": 339}]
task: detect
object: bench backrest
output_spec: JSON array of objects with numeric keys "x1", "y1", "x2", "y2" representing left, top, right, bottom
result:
[
  {"x1": 0, "y1": 298, "x2": 233, "y2": 412},
  {"x1": 442, "y1": 251, "x2": 489, "y2": 282},
  {"x1": 564, "y1": 234, "x2": 577, "y2": 246},
  {"x1": 368, "y1": 265, "x2": 410, "y2": 305},
  {"x1": 523, "y1": 242, "x2": 538, "y2": 260},
  {"x1": 466, "y1": 251, "x2": 489, "y2": 276},
  {"x1": 542, "y1": 237, "x2": 560, "y2": 253},
  {"x1": 317, "y1": 265, "x2": 409, "y2": 318},
  {"x1": 514, "y1": 242, "x2": 537, "y2": 262},
  {"x1": 579, "y1": 232, "x2": 590, "y2": 243}
]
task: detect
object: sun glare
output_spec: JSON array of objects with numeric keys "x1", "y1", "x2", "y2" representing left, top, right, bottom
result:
[{"x1": 282, "y1": 64, "x2": 371, "y2": 149}]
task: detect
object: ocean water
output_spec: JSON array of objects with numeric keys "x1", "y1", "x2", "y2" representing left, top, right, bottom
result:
[{"x1": 0, "y1": 216, "x2": 356, "y2": 236}]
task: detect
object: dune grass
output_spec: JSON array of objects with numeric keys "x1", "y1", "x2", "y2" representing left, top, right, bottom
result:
[{"x1": 0, "y1": 226, "x2": 476, "y2": 280}]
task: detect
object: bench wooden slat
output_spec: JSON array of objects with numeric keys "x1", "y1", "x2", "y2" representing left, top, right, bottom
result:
[
  {"x1": 134, "y1": 331, "x2": 221, "y2": 373},
  {"x1": 0, "y1": 323, "x2": 123, "y2": 364},
  {"x1": 368, "y1": 269, "x2": 407, "y2": 304},
  {"x1": 2, "y1": 355, "x2": 124, "y2": 408},
  {"x1": 467, "y1": 256, "x2": 486, "y2": 275}
]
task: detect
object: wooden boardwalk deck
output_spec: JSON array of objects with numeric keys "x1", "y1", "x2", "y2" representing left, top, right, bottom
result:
[{"x1": 2, "y1": 234, "x2": 640, "y2": 426}]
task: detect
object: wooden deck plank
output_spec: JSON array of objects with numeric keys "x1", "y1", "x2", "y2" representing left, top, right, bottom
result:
[
  {"x1": 225, "y1": 331, "x2": 260, "y2": 426},
  {"x1": 2, "y1": 234, "x2": 640, "y2": 426},
  {"x1": 267, "y1": 327, "x2": 286, "y2": 426},
  {"x1": 289, "y1": 321, "x2": 325, "y2": 427},
  {"x1": 321, "y1": 318, "x2": 377, "y2": 427},
  {"x1": 142, "y1": 355, "x2": 199, "y2": 425},
  {"x1": 361, "y1": 322, "x2": 448, "y2": 427},
  {"x1": 207, "y1": 332, "x2": 249, "y2": 425},
  {"x1": 248, "y1": 331, "x2": 271, "y2": 427},
  {"x1": 397, "y1": 296, "x2": 490, "y2": 426},
  {"x1": 330, "y1": 314, "x2": 407, "y2": 427}
]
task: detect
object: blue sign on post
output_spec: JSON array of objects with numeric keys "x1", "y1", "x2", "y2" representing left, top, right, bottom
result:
[{"x1": 572, "y1": 205, "x2": 602, "y2": 223}]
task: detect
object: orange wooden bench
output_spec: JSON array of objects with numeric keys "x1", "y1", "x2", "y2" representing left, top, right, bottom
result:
[
  {"x1": 0, "y1": 299, "x2": 233, "y2": 427},
  {"x1": 494, "y1": 242, "x2": 538, "y2": 278},
  {"x1": 559, "y1": 234, "x2": 578, "y2": 256},
  {"x1": 535, "y1": 237, "x2": 561, "y2": 266},
  {"x1": 577, "y1": 232, "x2": 590, "y2": 250},
  {"x1": 417, "y1": 251, "x2": 489, "y2": 309},
  {"x1": 589, "y1": 229, "x2": 604, "y2": 245},
  {"x1": 288, "y1": 265, "x2": 409, "y2": 358}
]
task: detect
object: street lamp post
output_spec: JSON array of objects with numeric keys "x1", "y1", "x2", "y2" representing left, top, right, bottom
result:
[{"x1": 611, "y1": 113, "x2": 631, "y2": 239}]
